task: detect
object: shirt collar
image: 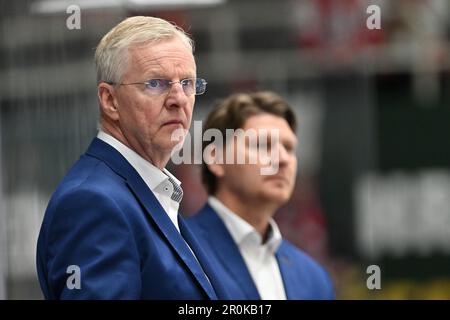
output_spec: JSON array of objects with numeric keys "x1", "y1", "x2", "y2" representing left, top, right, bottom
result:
[
  {"x1": 208, "y1": 196, "x2": 282, "y2": 253},
  {"x1": 265, "y1": 219, "x2": 283, "y2": 253},
  {"x1": 97, "y1": 130, "x2": 181, "y2": 193}
]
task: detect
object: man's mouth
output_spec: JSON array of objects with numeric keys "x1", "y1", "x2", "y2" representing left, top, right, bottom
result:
[
  {"x1": 264, "y1": 175, "x2": 289, "y2": 184},
  {"x1": 163, "y1": 120, "x2": 184, "y2": 127}
]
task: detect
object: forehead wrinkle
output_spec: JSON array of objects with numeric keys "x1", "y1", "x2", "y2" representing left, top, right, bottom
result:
[
  {"x1": 130, "y1": 55, "x2": 196, "y2": 81},
  {"x1": 130, "y1": 42, "x2": 195, "y2": 68}
]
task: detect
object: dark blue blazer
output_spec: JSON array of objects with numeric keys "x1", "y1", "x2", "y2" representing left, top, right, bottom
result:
[
  {"x1": 187, "y1": 204, "x2": 335, "y2": 300},
  {"x1": 36, "y1": 138, "x2": 228, "y2": 299}
]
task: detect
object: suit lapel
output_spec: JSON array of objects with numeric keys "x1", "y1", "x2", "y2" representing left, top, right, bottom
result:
[
  {"x1": 178, "y1": 216, "x2": 230, "y2": 299},
  {"x1": 86, "y1": 138, "x2": 217, "y2": 299},
  {"x1": 199, "y1": 205, "x2": 260, "y2": 299},
  {"x1": 276, "y1": 242, "x2": 297, "y2": 299}
]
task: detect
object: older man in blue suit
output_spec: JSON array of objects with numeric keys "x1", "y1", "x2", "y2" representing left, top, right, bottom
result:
[
  {"x1": 36, "y1": 16, "x2": 225, "y2": 299},
  {"x1": 188, "y1": 92, "x2": 335, "y2": 300}
]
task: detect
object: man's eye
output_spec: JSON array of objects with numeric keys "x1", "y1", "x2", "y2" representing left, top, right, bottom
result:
[
  {"x1": 181, "y1": 79, "x2": 194, "y2": 87},
  {"x1": 147, "y1": 79, "x2": 163, "y2": 88},
  {"x1": 285, "y1": 144, "x2": 296, "y2": 154}
]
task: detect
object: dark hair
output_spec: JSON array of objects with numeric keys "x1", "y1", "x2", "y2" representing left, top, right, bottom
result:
[{"x1": 201, "y1": 91, "x2": 297, "y2": 194}]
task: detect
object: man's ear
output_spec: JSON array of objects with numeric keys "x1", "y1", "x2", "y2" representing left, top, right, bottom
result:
[
  {"x1": 207, "y1": 162, "x2": 225, "y2": 178},
  {"x1": 98, "y1": 82, "x2": 120, "y2": 121},
  {"x1": 204, "y1": 144, "x2": 225, "y2": 178}
]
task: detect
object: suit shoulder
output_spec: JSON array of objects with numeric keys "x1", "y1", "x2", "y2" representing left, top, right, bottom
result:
[
  {"x1": 42, "y1": 155, "x2": 135, "y2": 234},
  {"x1": 279, "y1": 240, "x2": 325, "y2": 271},
  {"x1": 63, "y1": 155, "x2": 126, "y2": 190},
  {"x1": 187, "y1": 210, "x2": 205, "y2": 224},
  {"x1": 279, "y1": 240, "x2": 335, "y2": 298},
  {"x1": 186, "y1": 206, "x2": 211, "y2": 227},
  {"x1": 281, "y1": 241, "x2": 333, "y2": 280},
  {"x1": 51, "y1": 155, "x2": 129, "y2": 203}
]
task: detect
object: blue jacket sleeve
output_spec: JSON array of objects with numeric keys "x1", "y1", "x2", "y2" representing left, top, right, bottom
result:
[{"x1": 42, "y1": 188, "x2": 141, "y2": 299}]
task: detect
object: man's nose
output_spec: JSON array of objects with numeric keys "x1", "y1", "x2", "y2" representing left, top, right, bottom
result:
[
  {"x1": 277, "y1": 145, "x2": 290, "y2": 167},
  {"x1": 165, "y1": 82, "x2": 188, "y2": 107}
]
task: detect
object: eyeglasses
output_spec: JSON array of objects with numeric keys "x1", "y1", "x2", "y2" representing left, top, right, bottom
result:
[{"x1": 106, "y1": 78, "x2": 207, "y2": 96}]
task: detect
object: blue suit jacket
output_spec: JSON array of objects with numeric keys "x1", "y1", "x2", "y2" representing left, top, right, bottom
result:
[
  {"x1": 187, "y1": 204, "x2": 335, "y2": 300},
  {"x1": 36, "y1": 138, "x2": 228, "y2": 299}
]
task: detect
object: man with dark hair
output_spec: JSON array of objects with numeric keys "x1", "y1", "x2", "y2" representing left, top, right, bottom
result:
[{"x1": 188, "y1": 91, "x2": 335, "y2": 299}]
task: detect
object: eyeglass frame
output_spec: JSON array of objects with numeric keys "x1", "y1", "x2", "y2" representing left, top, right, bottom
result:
[{"x1": 104, "y1": 78, "x2": 207, "y2": 96}]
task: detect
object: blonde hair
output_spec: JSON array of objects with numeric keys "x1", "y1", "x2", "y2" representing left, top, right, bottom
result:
[{"x1": 94, "y1": 16, "x2": 194, "y2": 84}]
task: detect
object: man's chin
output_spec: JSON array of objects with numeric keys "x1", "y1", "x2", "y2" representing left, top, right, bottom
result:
[
  {"x1": 263, "y1": 191, "x2": 291, "y2": 206},
  {"x1": 162, "y1": 135, "x2": 185, "y2": 148},
  {"x1": 152, "y1": 143, "x2": 181, "y2": 160}
]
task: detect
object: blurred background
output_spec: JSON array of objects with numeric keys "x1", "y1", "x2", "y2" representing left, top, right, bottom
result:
[{"x1": 1, "y1": 0, "x2": 450, "y2": 299}]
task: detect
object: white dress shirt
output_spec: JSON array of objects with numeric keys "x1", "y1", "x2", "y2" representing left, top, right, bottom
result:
[
  {"x1": 208, "y1": 196, "x2": 287, "y2": 300},
  {"x1": 97, "y1": 131, "x2": 212, "y2": 285},
  {"x1": 97, "y1": 130, "x2": 182, "y2": 232}
]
